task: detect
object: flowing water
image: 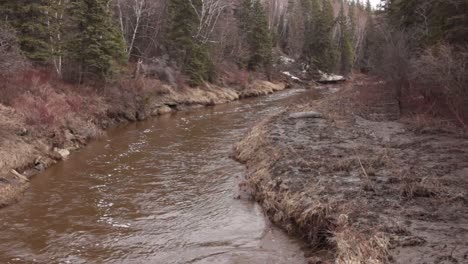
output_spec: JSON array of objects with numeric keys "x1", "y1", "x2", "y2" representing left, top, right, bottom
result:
[{"x1": 0, "y1": 89, "x2": 317, "y2": 264}]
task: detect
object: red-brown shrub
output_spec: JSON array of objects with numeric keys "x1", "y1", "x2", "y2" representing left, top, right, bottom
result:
[{"x1": 410, "y1": 44, "x2": 468, "y2": 129}]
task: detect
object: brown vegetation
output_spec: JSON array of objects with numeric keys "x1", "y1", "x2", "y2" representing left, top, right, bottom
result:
[
  {"x1": 234, "y1": 76, "x2": 468, "y2": 263},
  {"x1": 0, "y1": 64, "x2": 289, "y2": 208}
]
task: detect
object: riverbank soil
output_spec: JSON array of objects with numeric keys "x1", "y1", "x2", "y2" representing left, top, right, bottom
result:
[
  {"x1": 0, "y1": 79, "x2": 286, "y2": 208},
  {"x1": 235, "y1": 75, "x2": 468, "y2": 263}
]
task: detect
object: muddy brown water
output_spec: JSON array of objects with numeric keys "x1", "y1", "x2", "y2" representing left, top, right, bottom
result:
[{"x1": 0, "y1": 89, "x2": 318, "y2": 264}]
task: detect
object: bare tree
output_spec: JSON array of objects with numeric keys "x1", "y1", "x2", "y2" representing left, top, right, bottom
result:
[
  {"x1": 117, "y1": 0, "x2": 150, "y2": 57},
  {"x1": 48, "y1": 0, "x2": 67, "y2": 77},
  {"x1": 188, "y1": 0, "x2": 230, "y2": 43},
  {"x1": 0, "y1": 26, "x2": 27, "y2": 76},
  {"x1": 116, "y1": 0, "x2": 166, "y2": 60}
]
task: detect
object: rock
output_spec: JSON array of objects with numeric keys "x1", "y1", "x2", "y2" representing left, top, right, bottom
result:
[
  {"x1": 158, "y1": 105, "x2": 173, "y2": 115},
  {"x1": 282, "y1": 71, "x2": 305, "y2": 83},
  {"x1": 123, "y1": 110, "x2": 137, "y2": 121},
  {"x1": 34, "y1": 162, "x2": 46, "y2": 171},
  {"x1": 11, "y1": 169, "x2": 29, "y2": 182},
  {"x1": 54, "y1": 148, "x2": 70, "y2": 159},
  {"x1": 17, "y1": 128, "x2": 28, "y2": 136},
  {"x1": 317, "y1": 70, "x2": 346, "y2": 83},
  {"x1": 136, "y1": 109, "x2": 148, "y2": 121},
  {"x1": 64, "y1": 129, "x2": 75, "y2": 142},
  {"x1": 289, "y1": 111, "x2": 323, "y2": 119},
  {"x1": 279, "y1": 56, "x2": 295, "y2": 65},
  {"x1": 0, "y1": 177, "x2": 10, "y2": 184}
]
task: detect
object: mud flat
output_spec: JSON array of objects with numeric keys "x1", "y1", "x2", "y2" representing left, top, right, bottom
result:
[
  {"x1": 234, "y1": 79, "x2": 468, "y2": 263},
  {"x1": 0, "y1": 80, "x2": 286, "y2": 207}
]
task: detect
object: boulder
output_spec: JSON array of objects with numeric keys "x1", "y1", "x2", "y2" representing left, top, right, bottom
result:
[
  {"x1": 157, "y1": 105, "x2": 173, "y2": 115},
  {"x1": 11, "y1": 169, "x2": 29, "y2": 182},
  {"x1": 54, "y1": 148, "x2": 70, "y2": 159},
  {"x1": 317, "y1": 70, "x2": 346, "y2": 83}
]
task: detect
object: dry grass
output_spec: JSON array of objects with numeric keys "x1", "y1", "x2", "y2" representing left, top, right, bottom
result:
[
  {"x1": 0, "y1": 69, "x2": 287, "y2": 207},
  {"x1": 0, "y1": 183, "x2": 28, "y2": 208},
  {"x1": 333, "y1": 228, "x2": 389, "y2": 264},
  {"x1": 401, "y1": 113, "x2": 465, "y2": 135},
  {"x1": 234, "y1": 73, "x2": 468, "y2": 263},
  {"x1": 239, "y1": 81, "x2": 286, "y2": 98}
]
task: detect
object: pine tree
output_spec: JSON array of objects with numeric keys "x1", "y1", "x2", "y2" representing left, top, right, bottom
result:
[
  {"x1": 303, "y1": 0, "x2": 321, "y2": 64},
  {"x1": 249, "y1": 1, "x2": 272, "y2": 72},
  {"x1": 387, "y1": 0, "x2": 468, "y2": 46},
  {"x1": 338, "y1": 0, "x2": 353, "y2": 75},
  {"x1": 356, "y1": 0, "x2": 362, "y2": 9},
  {"x1": 314, "y1": 0, "x2": 336, "y2": 72},
  {"x1": 349, "y1": 0, "x2": 357, "y2": 41},
  {"x1": 359, "y1": 12, "x2": 376, "y2": 72},
  {"x1": 365, "y1": 0, "x2": 372, "y2": 13},
  {"x1": 66, "y1": 0, "x2": 126, "y2": 81},
  {"x1": 0, "y1": 0, "x2": 52, "y2": 63},
  {"x1": 168, "y1": 0, "x2": 213, "y2": 86},
  {"x1": 239, "y1": 0, "x2": 272, "y2": 74},
  {"x1": 239, "y1": 0, "x2": 253, "y2": 37}
]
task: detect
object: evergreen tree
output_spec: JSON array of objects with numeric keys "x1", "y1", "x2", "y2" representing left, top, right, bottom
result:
[
  {"x1": 356, "y1": 0, "x2": 362, "y2": 9},
  {"x1": 239, "y1": 0, "x2": 272, "y2": 74},
  {"x1": 0, "y1": 0, "x2": 52, "y2": 63},
  {"x1": 168, "y1": 0, "x2": 213, "y2": 86},
  {"x1": 387, "y1": 0, "x2": 468, "y2": 46},
  {"x1": 349, "y1": 0, "x2": 357, "y2": 41},
  {"x1": 314, "y1": 0, "x2": 336, "y2": 72},
  {"x1": 249, "y1": 0, "x2": 272, "y2": 72},
  {"x1": 303, "y1": 0, "x2": 321, "y2": 64},
  {"x1": 239, "y1": 0, "x2": 254, "y2": 37},
  {"x1": 338, "y1": 0, "x2": 353, "y2": 75},
  {"x1": 365, "y1": 0, "x2": 372, "y2": 13},
  {"x1": 359, "y1": 13, "x2": 377, "y2": 72},
  {"x1": 66, "y1": 0, "x2": 126, "y2": 81}
]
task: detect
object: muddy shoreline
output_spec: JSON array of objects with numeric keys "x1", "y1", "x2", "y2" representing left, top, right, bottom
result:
[
  {"x1": 234, "y1": 78, "x2": 468, "y2": 263},
  {"x1": 0, "y1": 80, "x2": 287, "y2": 208}
]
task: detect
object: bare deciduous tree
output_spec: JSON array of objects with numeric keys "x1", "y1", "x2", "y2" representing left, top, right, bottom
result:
[
  {"x1": 0, "y1": 26, "x2": 27, "y2": 76},
  {"x1": 116, "y1": 0, "x2": 166, "y2": 60},
  {"x1": 187, "y1": 0, "x2": 230, "y2": 43}
]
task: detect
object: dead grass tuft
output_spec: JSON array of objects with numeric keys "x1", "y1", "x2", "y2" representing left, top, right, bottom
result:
[
  {"x1": 0, "y1": 183, "x2": 28, "y2": 208},
  {"x1": 333, "y1": 228, "x2": 389, "y2": 264}
]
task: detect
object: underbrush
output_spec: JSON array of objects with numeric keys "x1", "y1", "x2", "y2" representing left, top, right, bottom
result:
[{"x1": 0, "y1": 70, "x2": 136, "y2": 147}]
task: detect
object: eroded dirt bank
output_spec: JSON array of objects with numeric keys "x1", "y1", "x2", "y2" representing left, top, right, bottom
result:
[
  {"x1": 0, "y1": 80, "x2": 286, "y2": 207},
  {"x1": 234, "y1": 77, "x2": 468, "y2": 263}
]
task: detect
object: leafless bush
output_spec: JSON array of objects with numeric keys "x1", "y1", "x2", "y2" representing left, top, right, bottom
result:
[
  {"x1": 365, "y1": 22, "x2": 412, "y2": 102},
  {"x1": 0, "y1": 26, "x2": 28, "y2": 76},
  {"x1": 11, "y1": 80, "x2": 107, "y2": 146},
  {"x1": 410, "y1": 44, "x2": 468, "y2": 128}
]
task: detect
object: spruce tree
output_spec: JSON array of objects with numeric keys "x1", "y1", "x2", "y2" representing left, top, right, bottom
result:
[
  {"x1": 303, "y1": 0, "x2": 321, "y2": 64},
  {"x1": 239, "y1": 0, "x2": 272, "y2": 74},
  {"x1": 168, "y1": 0, "x2": 213, "y2": 86},
  {"x1": 248, "y1": 0, "x2": 272, "y2": 72},
  {"x1": 366, "y1": 0, "x2": 372, "y2": 13},
  {"x1": 313, "y1": 0, "x2": 336, "y2": 73},
  {"x1": 239, "y1": 0, "x2": 253, "y2": 39},
  {"x1": 0, "y1": 0, "x2": 52, "y2": 63},
  {"x1": 359, "y1": 13, "x2": 376, "y2": 72},
  {"x1": 356, "y1": 0, "x2": 362, "y2": 9},
  {"x1": 338, "y1": 0, "x2": 353, "y2": 75},
  {"x1": 349, "y1": 0, "x2": 357, "y2": 41},
  {"x1": 66, "y1": 0, "x2": 126, "y2": 81}
]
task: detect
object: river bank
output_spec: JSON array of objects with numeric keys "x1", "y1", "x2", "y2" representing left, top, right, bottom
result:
[
  {"x1": 0, "y1": 87, "x2": 312, "y2": 263},
  {"x1": 0, "y1": 79, "x2": 287, "y2": 208},
  {"x1": 234, "y1": 75, "x2": 468, "y2": 263}
]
